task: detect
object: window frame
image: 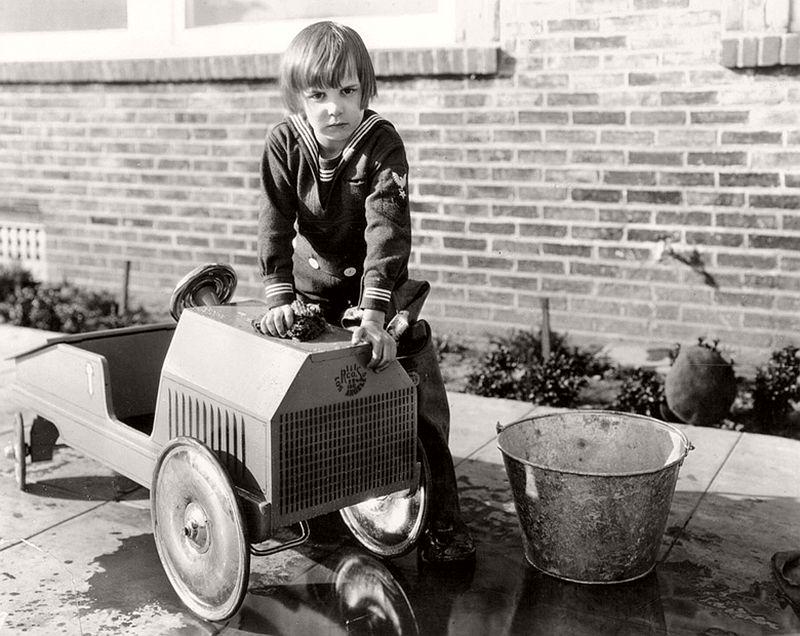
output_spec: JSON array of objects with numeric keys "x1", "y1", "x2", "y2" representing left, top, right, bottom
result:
[{"x1": 0, "y1": 0, "x2": 473, "y2": 63}]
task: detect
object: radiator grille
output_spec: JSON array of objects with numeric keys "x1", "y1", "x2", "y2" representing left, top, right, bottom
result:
[
  {"x1": 276, "y1": 386, "x2": 416, "y2": 521},
  {"x1": 167, "y1": 388, "x2": 246, "y2": 482}
]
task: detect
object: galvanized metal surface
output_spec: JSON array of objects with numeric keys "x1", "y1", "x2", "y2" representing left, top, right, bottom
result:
[{"x1": 498, "y1": 410, "x2": 691, "y2": 584}]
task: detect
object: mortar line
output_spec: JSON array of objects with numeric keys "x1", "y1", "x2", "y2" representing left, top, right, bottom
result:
[{"x1": 660, "y1": 431, "x2": 744, "y2": 562}]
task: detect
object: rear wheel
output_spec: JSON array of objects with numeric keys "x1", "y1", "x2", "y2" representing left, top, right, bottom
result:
[
  {"x1": 13, "y1": 413, "x2": 27, "y2": 491},
  {"x1": 151, "y1": 437, "x2": 249, "y2": 621},
  {"x1": 339, "y1": 440, "x2": 430, "y2": 558}
]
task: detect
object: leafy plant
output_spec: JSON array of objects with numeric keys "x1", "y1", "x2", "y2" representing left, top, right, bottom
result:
[
  {"x1": 464, "y1": 341, "x2": 521, "y2": 399},
  {"x1": 612, "y1": 367, "x2": 665, "y2": 417},
  {"x1": 0, "y1": 265, "x2": 36, "y2": 299},
  {"x1": 0, "y1": 264, "x2": 153, "y2": 334},
  {"x1": 433, "y1": 333, "x2": 467, "y2": 362},
  {"x1": 465, "y1": 329, "x2": 610, "y2": 407},
  {"x1": 752, "y1": 345, "x2": 800, "y2": 421},
  {"x1": 521, "y1": 348, "x2": 595, "y2": 408}
]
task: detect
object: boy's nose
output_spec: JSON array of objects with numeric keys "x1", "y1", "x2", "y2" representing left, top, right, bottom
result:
[{"x1": 326, "y1": 99, "x2": 343, "y2": 116}]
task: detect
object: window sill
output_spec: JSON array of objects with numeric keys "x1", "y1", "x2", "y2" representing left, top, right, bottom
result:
[
  {"x1": 0, "y1": 46, "x2": 500, "y2": 83},
  {"x1": 721, "y1": 33, "x2": 800, "y2": 68}
]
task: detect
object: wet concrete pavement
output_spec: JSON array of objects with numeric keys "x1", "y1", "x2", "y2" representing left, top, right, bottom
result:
[{"x1": 1, "y1": 325, "x2": 800, "y2": 635}]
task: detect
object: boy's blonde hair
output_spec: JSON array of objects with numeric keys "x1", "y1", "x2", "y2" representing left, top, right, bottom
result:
[{"x1": 279, "y1": 21, "x2": 377, "y2": 113}]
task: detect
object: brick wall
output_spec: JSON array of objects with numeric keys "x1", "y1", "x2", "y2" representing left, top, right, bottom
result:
[{"x1": 3, "y1": 0, "x2": 800, "y2": 364}]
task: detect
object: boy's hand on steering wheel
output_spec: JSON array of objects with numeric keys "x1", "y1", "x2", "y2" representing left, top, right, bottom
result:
[
  {"x1": 351, "y1": 310, "x2": 396, "y2": 372},
  {"x1": 260, "y1": 303, "x2": 295, "y2": 337}
]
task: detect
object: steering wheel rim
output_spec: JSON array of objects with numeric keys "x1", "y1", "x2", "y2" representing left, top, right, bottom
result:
[{"x1": 169, "y1": 263, "x2": 237, "y2": 321}]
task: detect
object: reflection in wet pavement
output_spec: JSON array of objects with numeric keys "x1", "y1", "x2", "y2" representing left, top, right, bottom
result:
[{"x1": 231, "y1": 552, "x2": 419, "y2": 635}]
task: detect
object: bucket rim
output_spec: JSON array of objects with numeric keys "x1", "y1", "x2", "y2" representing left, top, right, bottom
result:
[{"x1": 496, "y1": 409, "x2": 692, "y2": 478}]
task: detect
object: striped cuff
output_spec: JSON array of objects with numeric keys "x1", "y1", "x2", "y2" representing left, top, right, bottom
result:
[
  {"x1": 264, "y1": 282, "x2": 295, "y2": 309},
  {"x1": 361, "y1": 286, "x2": 392, "y2": 313}
]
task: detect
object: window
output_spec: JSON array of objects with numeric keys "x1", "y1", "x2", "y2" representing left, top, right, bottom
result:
[
  {"x1": 0, "y1": 0, "x2": 467, "y2": 62},
  {"x1": 0, "y1": 0, "x2": 126, "y2": 32}
]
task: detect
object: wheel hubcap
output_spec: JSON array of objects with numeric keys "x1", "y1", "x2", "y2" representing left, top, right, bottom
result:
[{"x1": 183, "y1": 502, "x2": 210, "y2": 553}]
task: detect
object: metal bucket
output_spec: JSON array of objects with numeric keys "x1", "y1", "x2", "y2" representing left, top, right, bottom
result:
[{"x1": 497, "y1": 410, "x2": 691, "y2": 584}]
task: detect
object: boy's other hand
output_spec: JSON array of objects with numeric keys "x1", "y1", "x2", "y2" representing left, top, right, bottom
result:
[
  {"x1": 351, "y1": 317, "x2": 396, "y2": 372},
  {"x1": 260, "y1": 303, "x2": 295, "y2": 337}
]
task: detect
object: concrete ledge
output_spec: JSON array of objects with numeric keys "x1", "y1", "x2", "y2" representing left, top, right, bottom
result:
[
  {"x1": 0, "y1": 46, "x2": 500, "y2": 83},
  {"x1": 721, "y1": 33, "x2": 800, "y2": 68}
]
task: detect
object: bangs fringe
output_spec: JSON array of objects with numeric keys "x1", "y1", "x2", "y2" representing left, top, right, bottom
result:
[
  {"x1": 280, "y1": 21, "x2": 377, "y2": 112},
  {"x1": 294, "y1": 40, "x2": 355, "y2": 93}
]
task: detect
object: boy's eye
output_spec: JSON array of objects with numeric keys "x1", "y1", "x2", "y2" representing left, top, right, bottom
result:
[
  {"x1": 307, "y1": 92, "x2": 325, "y2": 101},
  {"x1": 341, "y1": 87, "x2": 357, "y2": 96}
]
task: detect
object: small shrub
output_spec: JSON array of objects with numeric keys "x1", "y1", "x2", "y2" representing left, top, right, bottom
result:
[
  {"x1": 0, "y1": 265, "x2": 153, "y2": 334},
  {"x1": 612, "y1": 367, "x2": 665, "y2": 417},
  {"x1": 433, "y1": 333, "x2": 467, "y2": 362},
  {"x1": 521, "y1": 348, "x2": 593, "y2": 408},
  {"x1": 465, "y1": 329, "x2": 610, "y2": 407},
  {"x1": 752, "y1": 345, "x2": 800, "y2": 421},
  {"x1": 0, "y1": 265, "x2": 36, "y2": 299},
  {"x1": 464, "y1": 342, "x2": 522, "y2": 399}
]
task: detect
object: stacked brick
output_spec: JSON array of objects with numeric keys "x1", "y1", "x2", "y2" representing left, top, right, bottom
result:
[
  {"x1": 2, "y1": 0, "x2": 800, "y2": 362},
  {"x1": 400, "y1": 0, "x2": 800, "y2": 359}
]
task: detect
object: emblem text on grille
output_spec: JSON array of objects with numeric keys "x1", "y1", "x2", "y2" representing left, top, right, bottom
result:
[{"x1": 334, "y1": 363, "x2": 367, "y2": 396}]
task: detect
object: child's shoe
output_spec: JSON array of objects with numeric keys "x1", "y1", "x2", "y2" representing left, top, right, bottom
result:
[{"x1": 418, "y1": 519, "x2": 476, "y2": 565}]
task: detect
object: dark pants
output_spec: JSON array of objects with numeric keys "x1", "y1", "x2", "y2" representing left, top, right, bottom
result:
[{"x1": 397, "y1": 320, "x2": 461, "y2": 529}]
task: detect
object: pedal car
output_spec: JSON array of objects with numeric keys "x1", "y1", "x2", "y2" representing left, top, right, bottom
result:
[{"x1": 7, "y1": 263, "x2": 429, "y2": 621}]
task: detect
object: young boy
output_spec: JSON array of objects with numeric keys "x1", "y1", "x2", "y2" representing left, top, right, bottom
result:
[{"x1": 257, "y1": 21, "x2": 475, "y2": 564}]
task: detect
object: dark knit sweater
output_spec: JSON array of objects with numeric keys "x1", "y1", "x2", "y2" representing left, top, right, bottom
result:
[{"x1": 257, "y1": 110, "x2": 411, "y2": 316}]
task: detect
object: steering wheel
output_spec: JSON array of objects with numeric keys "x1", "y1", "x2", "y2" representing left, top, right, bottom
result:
[{"x1": 169, "y1": 263, "x2": 238, "y2": 321}]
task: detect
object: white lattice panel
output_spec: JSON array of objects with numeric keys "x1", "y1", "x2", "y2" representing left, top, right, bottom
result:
[{"x1": 0, "y1": 223, "x2": 46, "y2": 279}]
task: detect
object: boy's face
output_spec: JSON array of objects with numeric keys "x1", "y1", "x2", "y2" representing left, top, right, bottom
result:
[{"x1": 301, "y1": 71, "x2": 365, "y2": 159}]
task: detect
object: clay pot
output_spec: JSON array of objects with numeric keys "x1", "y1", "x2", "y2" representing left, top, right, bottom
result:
[{"x1": 663, "y1": 344, "x2": 736, "y2": 426}]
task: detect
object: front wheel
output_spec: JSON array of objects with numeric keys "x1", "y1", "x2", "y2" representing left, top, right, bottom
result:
[
  {"x1": 151, "y1": 437, "x2": 250, "y2": 621},
  {"x1": 339, "y1": 440, "x2": 430, "y2": 558}
]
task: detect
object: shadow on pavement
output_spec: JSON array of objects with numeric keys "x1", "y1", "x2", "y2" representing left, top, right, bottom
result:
[{"x1": 24, "y1": 475, "x2": 147, "y2": 501}]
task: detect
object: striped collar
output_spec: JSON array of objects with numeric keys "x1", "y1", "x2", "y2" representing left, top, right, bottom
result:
[{"x1": 288, "y1": 110, "x2": 386, "y2": 177}]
